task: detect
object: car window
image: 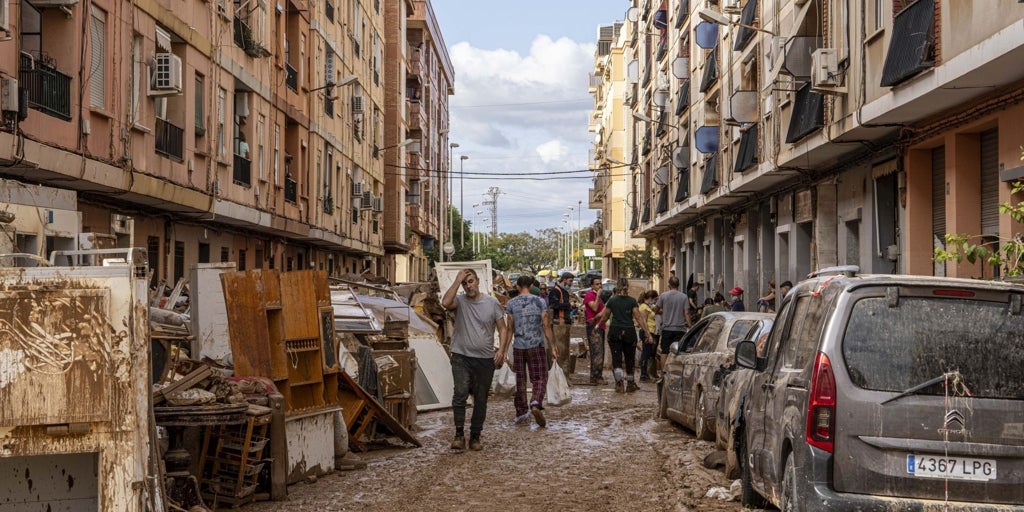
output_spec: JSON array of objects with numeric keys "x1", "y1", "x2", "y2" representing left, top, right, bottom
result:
[
  {"x1": 765, "y1": 297, "x2": 796, "y2": 368},
  {"x1": 842, "y1": 295, "x2": 1024, "y2": 399},
  {"x1": 781, "y1": 294, "x2": 830, "y2": 374},
  {"x1": 726, "y1": 320, "x2": 759, "y2": 349},
  {"x1": 693, "y1": 316, "x2": 726, "y2": 352},
  {"x1": 680, "y1": 319, "x2": 708, "y2": 351}
]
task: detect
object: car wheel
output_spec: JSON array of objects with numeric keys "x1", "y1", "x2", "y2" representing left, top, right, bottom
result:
[
  {"x1": 780, "y1": 452, "x2": 801, "y2": 512},
  {"x1": 693, "y1": 389, "x2": 713, "y2": 441},
  {"x1": 738, "y1": 430, "x2": 766, "y2": 508},
  {"x1": 658, "y1": 382, "x2": 669, "y2": 419}
]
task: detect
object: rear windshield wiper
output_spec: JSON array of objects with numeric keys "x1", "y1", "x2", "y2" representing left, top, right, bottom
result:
[{"x1": 881, "y1": 371, "x2": 966, "y2": 405}]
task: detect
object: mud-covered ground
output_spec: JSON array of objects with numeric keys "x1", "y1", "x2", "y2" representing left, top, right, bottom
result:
[{"x1": 248, "y1": 365, "x2": 759, "y2": 512}]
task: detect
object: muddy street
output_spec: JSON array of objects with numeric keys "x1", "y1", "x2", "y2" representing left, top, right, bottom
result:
[{"x1": 248, "y1": 378, "x2": 751, "y2": 512}]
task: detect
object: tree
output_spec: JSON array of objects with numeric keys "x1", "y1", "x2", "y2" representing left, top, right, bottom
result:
[
  {"x1": 935, "y1": 147, "x2": 1024, "y2": 277},
  {"x1": 426, "y1": 206, "x2": 474, "y2": 264},
  {"x1": 477, "y1": 231, "x2": 559, "y2": 273},
  {"x1": 619, "y1": 246, "x2": 659, "y2": 278}
]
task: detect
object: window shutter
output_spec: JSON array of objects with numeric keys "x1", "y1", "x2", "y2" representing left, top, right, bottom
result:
[
  {"x1": 931, "y1": 146, "x2": 945, "y2": 239},
  {"x1": 89, "y1": 6, "x2": 106, "y2": 109},
  {"x1": 980, "y1": 129, "x2": 999, "y2": 236}
]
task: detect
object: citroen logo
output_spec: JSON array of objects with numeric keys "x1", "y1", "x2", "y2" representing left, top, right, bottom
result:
[{"x1": 939, "y1": 410, "x2": 967, "y2": 436}]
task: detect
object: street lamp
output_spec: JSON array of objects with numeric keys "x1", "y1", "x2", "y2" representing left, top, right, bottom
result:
[
  {"x1": 309, "y1": 74, "x2": 358, "y2": 93},
  {"x1": 577, "y1": 199, "x2": 582, "y2": 271},
  {"x1": 472, "y1": 205, "x2": 481, "y2": 254},
  {"x1": 697, "y1": 8, "x2": 777, "y2": 35},
  {"x1": 459, "y1": 155, "x2": 469, "y2": 247},
  {"x1": 444, "y1": 142, "x2": 459, "y2": 262}
]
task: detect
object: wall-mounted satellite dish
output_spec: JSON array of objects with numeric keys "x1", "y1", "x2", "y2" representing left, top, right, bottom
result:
[
  {"x1": 672, "y1": 146, "x2": 690, "y2": 168},
  {"x1": 695, "y1": 22, "x2": 719, "y2": 49},
  {"x1": 695, "y1": 126, "x2": 719, "y2": 154}
]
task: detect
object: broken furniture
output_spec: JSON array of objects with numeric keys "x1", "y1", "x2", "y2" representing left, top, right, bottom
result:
[
  {"x1": 198, "y1": 407, "x2": 272, "y2": 508},
  {"x1": 337, "y1": 371, "x2": 421, "y2": 452}
]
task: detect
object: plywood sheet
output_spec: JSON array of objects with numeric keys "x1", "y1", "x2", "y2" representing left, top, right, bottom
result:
[
  {"x1": 220, "y1": 271, "x2": 273, "y2": 377},
  {"x1": 280, "y1": 271, "x2": 320, "y2": 340}
]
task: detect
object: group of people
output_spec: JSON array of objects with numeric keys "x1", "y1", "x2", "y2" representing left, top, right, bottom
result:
[{"x1": 440, "y1": 266, "x2": 792, "y2": 452}]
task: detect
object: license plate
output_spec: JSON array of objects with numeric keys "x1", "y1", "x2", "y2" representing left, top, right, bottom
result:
[{"x1": 907, "y1": 454, "x2": 997, "y2": 481}]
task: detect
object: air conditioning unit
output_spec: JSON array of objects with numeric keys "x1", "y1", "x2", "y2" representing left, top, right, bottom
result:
[
  {"x1": 111, "y1": 214, "x2": 131, "y2": 234},
  {"x1": 371, "y1": 195, "x2": 383, "y2": 213},
  {"x1": 1, "y1": 77, "x2": 17, "y2": 113},
  {"x1": 0, "y1": 0, "x2": 10, "y2": 34},
  {"x1": 352, "y1": 182, "x2": 365, "y2": 196},
  {"x1": 351, "y1": 95, "x2": 364, "y2": 114},
  {"x1": 150, "y1": 53, "x2": 183, "y2": 96},
  {"x1": 811, "y1": 48, "x2": 840, "y2": 88},
  {"x1": 359, "y1": 190, "x2": 372, "y2": 210}
]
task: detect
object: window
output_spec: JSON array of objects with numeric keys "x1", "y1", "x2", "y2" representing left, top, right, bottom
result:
[
  {"x1": 273, "y1": 123, "x2": 281, "y2": 183},
  {"x1": 217, "y1": 87, "x2": 227, "y2": 157},
  {"x1": 89, "y1": 6, "x2": 107, "y2": 109},
  {"x1": 873, "y1": 0, "x2": 884, "y2": 32},
  {"x1": 693, "y1": 316, "x2": 725, "y2": 352},
  {"x1": 220, "y1": 247, "x2": 229, "y2": 263},
  {"x1": 257, "y1": 114, "x2": 266, "y2": 181},
  {"x1": 194, "y1": 73, "x2": 205, "y2": 135},
  {"x1": 131, "y1": 35, "x2": 142, "y2": 123},
  {"x1": 238, "y1": 249, "x2": 247, "y2": 270}
]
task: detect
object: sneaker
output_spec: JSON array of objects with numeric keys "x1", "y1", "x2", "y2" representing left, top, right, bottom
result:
[
  {"x1": 615, "y1": 380, "x2": 625, "y2": 393},
  {"x1": 450, "y1": 435, "x2": 465, "y2": 451},
  {"x1": 514, "y1": 412, "x2": 531, "y2": 425},
  {"x1": 589, "y1": 377, "x2": 607, "y2": 385},
  {"x1": 468, "y1": 436, "x2": 482, "y2": 451},
  {"x1": 626, "y1": 380, "x2": 640, "y2": 393},
  {"x1": 530, "y1": 403, "x2": 547, "y2": 427}
]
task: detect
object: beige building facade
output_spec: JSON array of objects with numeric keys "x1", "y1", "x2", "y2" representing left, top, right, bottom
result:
[{"x1": 590, "y1": 0, "x2": 1024, "y2": 307}]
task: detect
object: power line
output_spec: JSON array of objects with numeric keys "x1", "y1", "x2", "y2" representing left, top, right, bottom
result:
[{"x1": 451, "y1": 98, "x2": 593, "y2": 109}]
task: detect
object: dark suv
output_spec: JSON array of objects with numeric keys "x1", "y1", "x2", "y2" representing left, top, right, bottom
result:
[{"x1": 732, "y1": 266, "x2": 1024, "y2": 510}]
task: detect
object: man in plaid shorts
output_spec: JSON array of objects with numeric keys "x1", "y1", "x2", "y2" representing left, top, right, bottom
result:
[{"x1": 502, "y1": 275, "x2": 557, "y2": 427}]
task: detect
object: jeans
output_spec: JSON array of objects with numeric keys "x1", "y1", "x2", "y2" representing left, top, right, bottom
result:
[
  {"x1": 640, "y1": 333, "x2": 659, "y2": 377},
  {"x1": 451, "y1": 352, "x2": 496, "y2": 437},
  {"x1": 586, "y1": 324, "x2": 606, "y2": 380},
  {"x1": 549, "y1": 323, "x2": 571, "y2": 375},
  {"x1": 607, "y1": 325, "x2": 638, "y2": 378}
]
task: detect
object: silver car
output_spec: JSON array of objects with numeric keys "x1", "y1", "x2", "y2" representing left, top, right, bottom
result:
[
  {"x1": 659, "y1": 311, "x2": 773, "y2": 440},
  {"x1": 732, "y1": 267, "x2": 1024, "y2": 510}
]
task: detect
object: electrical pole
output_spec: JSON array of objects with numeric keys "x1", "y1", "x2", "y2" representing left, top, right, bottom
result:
[{"x1": 482, "y1": 187, "x2": 503, "y2": 237}]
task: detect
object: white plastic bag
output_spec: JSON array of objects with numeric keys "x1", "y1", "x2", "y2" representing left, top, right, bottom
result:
[
  {"x1": 493, "y1": 362, "x2": 516, "y2": 396},
  {"x1": 545, "y1": 362, "x2": 572, "y2": 406}
]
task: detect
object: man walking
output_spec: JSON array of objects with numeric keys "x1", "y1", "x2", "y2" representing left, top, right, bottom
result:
[
  {"x1": 655, "y1": 275, "x2": 689, "y2": 373},
  {"x1": 442, "y1": 268, "x2": 510, "y2": 451},
  {"x1": 546, "y1": 272, "x2": 574, "y2": 376},
  {"x1": 582, "y1": 276, "x2": 606, "y2": 384},
  {"x1": 502, "y1": 276, "x2": 556, "y2": 427}
]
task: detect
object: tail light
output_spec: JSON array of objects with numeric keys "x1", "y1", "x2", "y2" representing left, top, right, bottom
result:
[{"x1": 806, "y1": 351, "x2": 836, "y2": 453}]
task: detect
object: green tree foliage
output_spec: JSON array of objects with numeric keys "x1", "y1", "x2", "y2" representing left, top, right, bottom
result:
[
  {"x1": 478, "y1": 231, "x2": 559, "y2": 274},
  {"x1": 619, "y1": 246, "x2": 659, "y2": 278},
  {"x1": 935, "y1": 147, "x2": 1024, "y2": 277},
  {"x1": 426, "y1": 206, "x2": 474, "y2": 264}
]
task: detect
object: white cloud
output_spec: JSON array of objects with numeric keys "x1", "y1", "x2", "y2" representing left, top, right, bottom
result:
[{"x1": 535, "y1": 140, "x2": 569, "y2": 163}]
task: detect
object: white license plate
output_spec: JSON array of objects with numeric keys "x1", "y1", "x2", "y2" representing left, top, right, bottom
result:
[{"x1": 907, "y1": 454, "x2": 997, "y2": 481}]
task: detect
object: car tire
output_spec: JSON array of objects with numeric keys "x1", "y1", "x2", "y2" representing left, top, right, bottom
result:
[
  {"x1": 738, "y1": 431, "x2": 766, "y2": 508},
  {"x1": 780, "y1": 452, "x2": 800, "y2": 512},
  {"x1": 693, "y1": 389, "x2": 714, "y2": 441},
  {"x1": 658, "y1": 382, "x2": 669, "y2": 419}
]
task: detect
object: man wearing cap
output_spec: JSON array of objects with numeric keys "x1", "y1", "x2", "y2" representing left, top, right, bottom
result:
[
  {"x1": 547, "y1": 272, "x2": 574, "y2": 377},
  {"x1": 729, "y1": 286, "x2": 746, "y2": 312}
]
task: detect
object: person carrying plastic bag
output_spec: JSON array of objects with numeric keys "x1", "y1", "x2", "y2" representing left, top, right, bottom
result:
[{"x1": 502, "y1": 275, "x2": 557, "y2": 427}]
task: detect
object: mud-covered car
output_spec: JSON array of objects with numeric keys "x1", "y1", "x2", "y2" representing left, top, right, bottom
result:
[
  {"x1": 732, "y1": 267, "x2": 1024, "y2": 510},
  {"x1": 659, "y1": 311, "x2": 773, "y2": 440}
]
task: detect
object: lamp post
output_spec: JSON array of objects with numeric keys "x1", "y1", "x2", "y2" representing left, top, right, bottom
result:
[
  {"x1": 459, "y1": 155, "x2": 469, "y2": 248},
  {"x1": 577, "y1": 199, "x2": 583, "y2": 271},
  {"x1": 445, "y1": 143, "x2": 459, "y2": 262},
  {"x1": 472, "y1": 205, "x2": 480, "y2": 254}
]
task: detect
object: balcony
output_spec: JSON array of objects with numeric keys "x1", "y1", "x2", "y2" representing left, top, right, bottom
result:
[
  {"x1": 408, "y1": 100, "x2": 423, "y2": 131},
  {"x1": 233, "y1": 17, "x2": 267, "y2": 58},
  {"x1": 408, "y1": 48, "x2": 423, "y2": 76},
  {"x1": 406, "y1": 204, "x2": 422, "y2": 233},
  {"x1": 19, "y1": 53, "x2": 72, "y2": 121},
  {"x1": 285, "y1": 63, "x2": 298, "y2": 91},
  {"x1": 233, "y1": 153, "x2": 251, "y2": 186},
  {"x1": 155, "y1": 118, "x2": 184, "y2": 160},
  {"x1": 588, "y1": 187, "x2": 603, "y2": 209},
  {"x1": 284, "y1": 177, "x2": 297, "y2": 203}
]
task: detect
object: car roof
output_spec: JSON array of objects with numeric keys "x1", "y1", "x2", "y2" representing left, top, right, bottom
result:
[
  {"x1": 792, "y1": 272, "x2": 1024, "y2": 296},
  {"x1": 703, "y1": 311, "x2": 774, "y2": 322}
]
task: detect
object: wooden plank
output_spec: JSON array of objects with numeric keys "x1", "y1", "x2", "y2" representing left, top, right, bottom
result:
[
  {"x1": 280, "y1": 271, "x2": 320, "y2": 339},
  {"x1": 337, "y1": 371, "x2": 421, "y2": 450},
  {"x1": 220, "y1": 271, "x2": 274, "y2": 377},
  {"x1": 260, "y1": 269, "x2": 282, "y2": 306}
]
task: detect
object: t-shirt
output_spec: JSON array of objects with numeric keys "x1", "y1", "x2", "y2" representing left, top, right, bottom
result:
[
  {"x1": 606, "y1": 295, "x2": 639, "y2": 329},
  {"x1": 547, "y1": 284, "x2": 572, "y2": 322},
  {"x1": 505, "y1": 294, "x2": 548, "y2": 350},
  {"x1": 731, "y1": 300, "x2": 745, "y2": 312},
  {"x1": 450, "y1": 293, "x2": 505, "y2": 358},
  {"x1": 583, "y1": 289, "x2": 605, "y2": 323},
  {"x1": 639, "y1": 303, "x2": 656, "y2": 332},
  {"x1": 657, "y1": 289, "x2": 688, "y2": 331}
]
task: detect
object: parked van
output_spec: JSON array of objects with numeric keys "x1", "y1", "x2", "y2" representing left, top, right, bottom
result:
[{"x1": 732, "y1": 266, "x2": 1024, "y2": 510}]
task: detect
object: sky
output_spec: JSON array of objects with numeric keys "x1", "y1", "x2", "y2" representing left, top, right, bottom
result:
[{"x1": 431, "y1": 1, "x2": 627, "y2": 237}]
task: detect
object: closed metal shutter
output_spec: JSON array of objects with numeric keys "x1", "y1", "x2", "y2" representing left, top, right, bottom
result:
[
  {"x1": 89, "y1": 6, "x2": 106, "y2": 109},
  {"x1": 931, "y1": 146, "x2": 945, "y2": 239},
  {"x1": 980, "y1": 129, "x2": 999, "y2": 235}
]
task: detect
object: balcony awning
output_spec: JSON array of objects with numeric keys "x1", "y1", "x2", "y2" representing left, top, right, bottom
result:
[
  {"x1": 675, "y1": 80, "x2": 690, "y2": 116},
  {"x1": 629, "y1": 209, "x2": 638, "y2": 231},
  {"x1": 695, "y1": 126, "x2": 719, "y2": 154},
  {"x1": 656, "y1": 110, "x2": 668, "y2": 137},
  {"x1": 733, "y1": 124, "x2": 758, "y2": 173},
  {"x1": 733, "y1": 0, "x2": 757, "y2": 51},
  {"x1": 675, "y1": 167, "x2": 690, "y2": 202},
  {"x1": 675, "y1": 0, "x2": 689, "y2": 29},
  {"x1": 785, "y1": 82, "x2": 824, "y2": 144},
  {"x1": 699, "y1": 49, "x2": 718, "y2": 93},
  {"x1": 656, "y1": 186, "x2": 669, "y2": 214},
  {"x1": 641, "y1": 198, "x2": 651, "y2": 223},
  {"x1": 880, "y1": 0, "x2": 935, "y2": 87},
  {"x1": 654, "y1": 9, "x2": 668, "y2": 30},
  {"x1": 700, "y1": 154, "x2": 718, "y2": 195}
]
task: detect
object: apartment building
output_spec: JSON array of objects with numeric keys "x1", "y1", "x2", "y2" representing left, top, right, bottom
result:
[
  {"x1": 382, "y1": 0, "x2": 453, "y2": 283},
  {"x1": 590, "y1": 0, "x2": 1024, "y2": 308},
  {"x1": 0, "y1": 0, "x2": 454, "y2": 285}
]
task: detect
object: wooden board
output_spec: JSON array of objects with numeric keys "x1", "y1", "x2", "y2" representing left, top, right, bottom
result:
[
  {"x1": 220, "y1": 271, "x2": 274, "y2": 377},
  {"x1": 280, "y1": 271, "x2": 320, "y2": 340},
  {"x1": 337, "y1": 371, "x2": 420, "y2": 451}
]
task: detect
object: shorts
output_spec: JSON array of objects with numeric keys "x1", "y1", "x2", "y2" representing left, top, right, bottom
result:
[{"x1": 660, "y1": 329, "x2": 686, "y2": 355}]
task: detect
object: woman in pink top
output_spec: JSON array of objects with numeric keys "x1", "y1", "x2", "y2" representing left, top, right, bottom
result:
[{"x1": 583, "y1": 276, "x2": 606, "y2": 385}]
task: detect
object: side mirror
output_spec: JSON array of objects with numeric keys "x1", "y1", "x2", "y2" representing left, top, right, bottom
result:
[
  {"x1": 669, "y1": 341, "x2": 680, "y2": 355},
  {"x1": 735, "y1": 340, "x2": 760, "y2": 370}
]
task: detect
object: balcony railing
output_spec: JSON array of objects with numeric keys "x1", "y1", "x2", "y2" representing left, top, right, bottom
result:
[
  {"x1": 285, "y1": 63, "x2": 298, "y2": 91},
  {"x1": 155, "y1": 118, "x2": 184, "y2": 160},
  {"x1": 19, "y1": 53, "x2": 71, "y2": 121},
  {"x1": 233, "y1": 17, "x2": 266, "y2": 58},
  {"x1": 284, "y1": 177, "x2": 297, "y2": 203},
  {"x1": 324, "y1": 97, "x2": 334, "y2": 117},
  {"x1": 233, "y1": 153, "x2": 252, "y2": 186}
]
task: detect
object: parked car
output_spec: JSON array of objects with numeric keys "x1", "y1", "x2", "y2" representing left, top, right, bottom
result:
[
  {"x1": 730, "y1": 266, "x2": 1024, "y2": 509},
  {"x1": 659, "y1": 311, "x2": 773, "y2": 440}
]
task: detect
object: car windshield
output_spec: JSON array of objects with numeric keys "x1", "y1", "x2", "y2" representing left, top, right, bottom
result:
[{"x1": 842, "y1": 296, "x2": 1024, "y2": 400}]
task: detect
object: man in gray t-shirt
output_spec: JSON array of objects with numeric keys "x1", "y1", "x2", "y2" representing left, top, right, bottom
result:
[
  {"x1": 442, "y1": 268, "x2": 510, "y2": 452},
  {"x1": 655, "y1": 275, "x2": 688, "y2": 370}
]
